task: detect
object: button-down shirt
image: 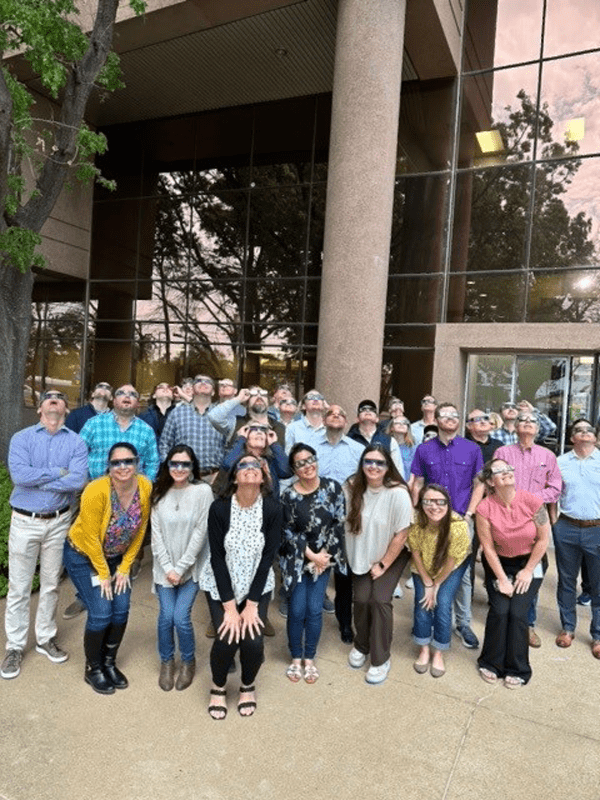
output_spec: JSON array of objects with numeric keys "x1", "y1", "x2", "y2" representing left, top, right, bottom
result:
[
  {"x1": 160, "y1": 402, "x2": 225, "y2": 470},
  {"x1": 495, "y1": 442, "x2": 561, "y2": 504},
  {"x1": 313, "y1": 432, "x2": 364, "y2": 485},
  {"x1": 411, "y1": 435, "x2": 483, "y2": 514},
  {"x1": 8, "y1": 423, "x2": 88, "y2": 513},
  {"x1": 285, "y1": 415, "x2": 325, "y2": 453},
  {"x1": 557, "y1": 448, "x2": 600, "y2": 520},
  {"x1": 493, "y1": 411, "x2": 556, "y2": 446},
  {"x1": 80, "y1": 412, "x2": 159, "y2": 480}
]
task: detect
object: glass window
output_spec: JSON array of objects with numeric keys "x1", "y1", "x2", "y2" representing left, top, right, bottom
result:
[
  {"x1": 544, "y1": 0, "x2": 600, "y2": 59},
  {"x1": 384, "y1": 325, "x2": 436, "y2": 349},
  {"x1": 447, "y1": 272, "x2": 527, "y2": 322},
  {"x1": 390, "y1": 175, "x2": 449, "y2": 274},
  {"x1": 539, "y1": 53, "x2": 600, "y2": 159},
  {"x1": 383, "y1": 349, "x2": 435, "y2": 420},
  {"x1": 397, "y1": 78, "x2": 456, "y2": 173},
  {"x1": 247, "y1": 186, "x2": 310, "y2": 279},
  {"x1": 530, "y1": 158, "x2": 600, "y2": 270},
  {"x1": 386, "y1": 276, "x2": 443, "y2": 324},
  {"x1": 466, "y1": 354, "x2": 515, "y2": 415},
  {"x1": 527, "y1": 269, "x2": 600, "y2": 322},
  {"x1": 569, "y1": 356, "x2": 596, "y2": 423},
  {"x1": 451, "y1": 165, "x2": 533, "y2": 273},
  {"x1": 515, "y1": 355, "x2": 566, "y2": 449},
  {"x1": 464, "y1": 0, "x2": 543, "y2": 71},
  {"x1": 458, "y1": 67, "x2": 539, "y2": 168}
]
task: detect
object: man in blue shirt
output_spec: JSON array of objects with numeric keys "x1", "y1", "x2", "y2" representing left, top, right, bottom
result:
[
  {"x1": 80, "y1": 384, "x2": 159, "y2": 480},
  {"x1": 1, "y1": 390, "x2": 88, "y2": 680},
  {"x1": 64, "y1": 381, "x2": 113, "y2": 434},
  {"x1": 554, "y1": 419, "x2": 600, "y2": 659}
]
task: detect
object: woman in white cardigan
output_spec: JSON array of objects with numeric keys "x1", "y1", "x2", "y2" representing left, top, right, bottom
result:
[{"x1": 151, "y1": 444, "x2": 212, "y2": 691}]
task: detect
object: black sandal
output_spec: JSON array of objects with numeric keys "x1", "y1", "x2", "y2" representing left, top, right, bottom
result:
[
  {"x1": 208, "y1": 688, "x2": 227, "y2": 720},
  {"x1": 237, "y1": 685, "x2": 256, "y2": 717}
]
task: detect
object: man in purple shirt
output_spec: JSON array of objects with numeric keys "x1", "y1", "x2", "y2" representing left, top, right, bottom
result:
[
  {"x1": 495, "y1": 410, "x2": 562, "y2": 648},
  {"x1": 411, "y1": 403, "x2": 484, "y2": 649},
  {"x1": 1, "y1": 390, "x2": 88, "y2": 680}
]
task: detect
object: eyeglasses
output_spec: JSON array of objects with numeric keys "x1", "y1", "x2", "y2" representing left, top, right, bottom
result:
[
  {"x1": 248, "y1": 425, "x2": 268, "y2": 433},
  {"x1": 491, "y1": 465, "x2": 515, "y2": 475},
  {"x1": 573, "y1": 425, "x2": 595, "y2": 434},
  {"x1": 358, "y1": 406, "x2": 377, "y2": 414},
  {"x1": 218, "y1": 379, "x2": 234, "y2": 386},
  {"x1": 468, "y1": 415, "x2": 490, "y2": 423},
  {"x1": 109, "y1": 458, "x2": 137, "y2": 468},
  {"x1": 294, "y1": 454, "x2": 318, "y2": 470},
  {"x1": 193, "y1": 376, "x2": 214, "y2": 386},
  {"x1": 363, "y1": 458, "x2": 387, "y2": 469},
  {"x1": 305, "y1": 393, "x2": 324, "y2": 401},
  {"x1": 438, "y1": 412, "x2": 459, "y2": 419},
  {"x1": 516, "y1": 415, "x2": 538, "y2": 424},
  {"x1": 248, "y1": 388, "x2": 268, "y2": 397},
  {"x1": 236, "y1": 460, "x2": 263, "y2": 472},
  {"x1": 502, "y1": 402, "x2": 518, "y2": 410},
  {"x1": 422, "y1": 498, "x2": 448, "y2": 507},
  {"x1": 94, "y1": 382, "x2": 112, "y2": 391},
  {"x1": 421, "y1": 397, "x2": 436, "y2": 405},
  {"x1": 114, "y1": 389, "x2": 139, "y2": 398},
  {"x1": 168, "y1": 460, "x2": 192, "y2": 471},
  {"x1": 41, "y1": 391, "x2": 66, "y2": 401}
]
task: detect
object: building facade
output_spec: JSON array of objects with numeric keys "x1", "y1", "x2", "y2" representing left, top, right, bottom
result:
[{"x1": 28, "y1": 0, "x2": 600, "y2": 451}]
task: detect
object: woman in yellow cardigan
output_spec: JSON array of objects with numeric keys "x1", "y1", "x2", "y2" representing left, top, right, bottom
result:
[{"x1": 64, "y1": 442, "x2": 152, "y2": 694}]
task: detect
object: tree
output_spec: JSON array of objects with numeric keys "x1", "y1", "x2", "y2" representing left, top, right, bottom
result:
[{"x1": 0, "y1": 0, "x2": 144, "y2": 460}]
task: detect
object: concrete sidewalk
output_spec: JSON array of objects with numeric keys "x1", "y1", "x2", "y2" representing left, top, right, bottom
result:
[{"x1": 1, "y1": 551, "x2": 599, "y2": 800}]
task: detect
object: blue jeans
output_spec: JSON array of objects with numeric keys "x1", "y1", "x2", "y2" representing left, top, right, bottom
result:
[
  {"x1": 63, "y1": 541, "x2": 131, "y2": 632},
  {"x1": 553, "y1": 518, "x2": 600, "y2": 640},
  {"x1": 287, "y1": 570, "x2": 330, "y2": 659},
  {"x1": 412, "y1": 559, "x2": 469, "y2": 650},
  {"x1": 155, "y1": 580, "x2": 199, "y2": 663}
]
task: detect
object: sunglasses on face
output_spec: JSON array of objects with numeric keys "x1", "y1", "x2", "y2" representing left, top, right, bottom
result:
[
  {"x1": 193, "y1": 376, "x2": 214, "y2": 386},
  {"x1": 438, "y1": 412, "x2": 459, "y2": 419},
  {"x1": 363, "y1": 458, "x2": 387, "y2": 469},
  {"x1": 294, "y1": 454, "x2": 318, "y2": 470},
  {"x1": 468, "y1": 415, "x2": 490, "y2": 423},
  {"x1": 502, "y1": 402, "x2": 518, "y2": 410},
  {"x1": 168, "y1": 460, "x2": 192, "y2": 471},
  {"x1": 422, "y1": 498, "x2": 448, "y2": 507},
  {"x1": 114, "y1": 389, "x2": 139, "y2": 398},
  {"x1": 305, "y1": 393, "x2": 324, "y2": 401},
  {"x1": 248, "y1": 389, "x2": 268, "y2": 397},
  {"x1": 248, "y1": 425, "x2": 268, "y2": 433},
  {"x1": 421, "y1": 398, "x2": 435, "y2": 405},
  {"x1": 95, "y1": 383, "x2": 112, "y2": 390},
  {"x1": 219, "y1": 379, "x2": 234, "y2": 387},
  {"x1": 236, "y1": 460, "x2": 263, "y2": 472},
  {"x1": 358, "y1": 407, "x2": 376, "y2": 414},
  {"x1": 41, "y1": 391, "x2": 66, "y2": 401},
  {"x1": 573, "y1": 425, "x2": 595, "y2": 434},
  {"x1": 109, "y1": 458, "x2": 137, "y2": 468},
  {"x1": 491, "y1": 465, "x2": 515, "y2": 475},
  {"x1": 517, "y1": 416, "x2": 538, "y2": 424}
]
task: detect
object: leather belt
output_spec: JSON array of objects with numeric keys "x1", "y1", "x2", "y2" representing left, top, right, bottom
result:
[
  {"x1": 12, "y1": 505, "x2": 70, "y2": 520},
  {"x1": 559, "y1": 513, "x2": 600, "y2": 529}
]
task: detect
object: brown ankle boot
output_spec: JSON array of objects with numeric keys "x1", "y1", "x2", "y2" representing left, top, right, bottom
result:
[
  {"x1": 158, "y1": 660, "x2": 175, "y2": 691},
  {"x1": 176, "y1": 658, "x2": 196, "y2": 691}
]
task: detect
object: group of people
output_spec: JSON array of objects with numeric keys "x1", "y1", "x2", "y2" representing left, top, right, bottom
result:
[{"x1": 2, "y1": 378, "x2": 599, "y2": 719}]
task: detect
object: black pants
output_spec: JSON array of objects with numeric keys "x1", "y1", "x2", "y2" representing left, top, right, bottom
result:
[
  {"x1": 334, "y1": 570, "x2": 353, "y2": 630},
  {"x1": 478, "y1": 554, "x2": 544, "y2": 684},
  {"x1": 206, "y1": 592, "x2": 270, "y2": 688}
]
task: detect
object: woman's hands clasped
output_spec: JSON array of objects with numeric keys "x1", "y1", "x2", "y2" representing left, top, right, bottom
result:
[{"x1": 419, "y1": 584, "x2": 438, "y2": 611}]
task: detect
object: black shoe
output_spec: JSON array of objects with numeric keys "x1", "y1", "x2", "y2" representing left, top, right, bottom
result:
[
  {"x1": 103, "y1": 625, "x2": 128, "y2": 689},
  {"x1": 104, "y1": 656, "x2": 128, "y2": 689},
  {"x1": 85, "y1": 664, "x2": 115, "y2": 695},
  {"x1": 340, "y1": 626, "x2": 354, "y2": 644}
]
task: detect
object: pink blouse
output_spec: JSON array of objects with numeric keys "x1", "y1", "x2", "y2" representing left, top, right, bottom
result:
[{"x1": 476, "y1": 490, "x2": 542, "y2": 557}]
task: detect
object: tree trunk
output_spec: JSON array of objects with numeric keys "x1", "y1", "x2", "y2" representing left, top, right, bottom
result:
[{"x1": 0, "y1": 263, "x2": 33, "y2": 462}]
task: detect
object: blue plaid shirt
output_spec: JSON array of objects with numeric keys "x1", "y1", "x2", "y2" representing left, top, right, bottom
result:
[
  {"x1": 80, "y1": 412, "x2": 159, "y2": 480},
  {"x1": 159, "y1": 403, "x2": 226, "y2": 470},
  {"x1": 494, "y1": 411, "x2": 556, "y2": 446}
]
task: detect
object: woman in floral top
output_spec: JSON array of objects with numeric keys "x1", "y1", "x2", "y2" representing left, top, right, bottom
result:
[
  {"x1": 408, "y1": 484, "x2": 470, "y2": 679},
  {"x1": 64, "y1": 442, "x2": 152, "y2": 695},
  {"x1": 280, "y1": 443, "x2": 346, "y2": 684}
]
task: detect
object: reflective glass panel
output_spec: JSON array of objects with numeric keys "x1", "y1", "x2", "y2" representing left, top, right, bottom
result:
[
  {"x1": 384, "y1": 325, "x2": 436, "y2": 349},
  {"x1": 397, "y1": 78, "x2": 455, "y2": 173},
  {"x1": 569, "y1": 356, "x2": 595, "y2": 423},
  {"x1": 527, "y1": 269, "x2": 600, "y2": 322},
  {"x1": 386, "y1": 276, "x2": 443, "y2": 324},
  {"x1": 530, "y1": 158, "x2": 600, "y2": 269},
  {"x1": 447, "y1": 272, "x2": 527, "y2": 322},
  {"x1": 382, "y1": 349, "x2": 435, "y2": 421},
  {"x1": 451, "y1": 165, "x2": 533, "y2": 272},
  {"x1": 544, "y1": 0, "x2": 600, "y2": 59},
  {"x1": 247, "y1": 186, "x2": 310, "y2": 279},
  {"x1": 458, "y1": 67, "x2": 539, "y2": 168},
  {"x1": 390, "y1": 175, "x2": 449, "y2": 274},
  {"x1": 515, "y1": 355, "x2": 567, "y2": 450},
  {"x1": 464, "y1": 0, "x2": 543, "y2": 71},
  {"x1": 539, "y1": 53, "x2": 600, "y2": 159},
  {"x1": 466, "y1": 354, "x2": 515, "y2": 414}
]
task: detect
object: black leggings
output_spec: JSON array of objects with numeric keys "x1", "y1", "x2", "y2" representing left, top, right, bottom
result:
[{"x1": 206, "y1": 592, "x2": 270, "y2": 688}]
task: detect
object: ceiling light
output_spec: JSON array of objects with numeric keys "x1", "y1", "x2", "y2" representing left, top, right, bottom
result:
[
  {"x1": 564, "y1": 117, "x2": 585, "y2": 142},
  {"x1": 475, "y1": 130, "x2": 504, "y2": 153}
]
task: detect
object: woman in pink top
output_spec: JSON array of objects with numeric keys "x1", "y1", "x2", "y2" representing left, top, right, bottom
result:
[{"x1": 475, "y1": 458, "x2": 550, "y2": 688}]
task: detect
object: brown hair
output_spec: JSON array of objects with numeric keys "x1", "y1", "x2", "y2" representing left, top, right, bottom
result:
[
  {"x1": 415, "y1": 484, "x2": 453, "y2": 576},
  {"x1": 346, "y1": 444, "x2": 408, "y2": 535}
]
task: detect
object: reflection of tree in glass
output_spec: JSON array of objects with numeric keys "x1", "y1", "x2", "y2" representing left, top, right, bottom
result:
[
  {"x1": 149, "y1": 167, "x2": 321, "y2": 366},
  {"x1": 463, "y1": 89, "x2": 597, "y2": 323}
]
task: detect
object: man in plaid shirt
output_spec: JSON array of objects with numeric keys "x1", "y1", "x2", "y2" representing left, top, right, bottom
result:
[
  {"x1": 159, "y1": 375, "x2": 226, "y2": 476},
  {"x1": 79, "y1": 384, "x2": 159, "y2": 480},
  {"x1": 494, "y1": 400, "x2": 556, "y2": 447}
]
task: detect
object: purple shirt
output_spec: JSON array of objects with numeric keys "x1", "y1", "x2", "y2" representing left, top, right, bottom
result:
[
  {"x1": 494, "y1": 442, "x2": 561, "y2": 504},
  {"x1": 411, "y1": 435, "x2": 483, "y2": 514}
]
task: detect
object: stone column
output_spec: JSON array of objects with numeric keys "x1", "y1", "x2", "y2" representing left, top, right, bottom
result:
[{"x1": 315, "y1": 0, "x2": 406, "y2": 417}]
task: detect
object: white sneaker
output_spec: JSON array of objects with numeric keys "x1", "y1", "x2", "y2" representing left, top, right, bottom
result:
[
  {"x1": 348, "y1": 647, "x2": 367, "y2": 669},
  {"x1": 365, "y1": 659, "x2": 391, "y2": 684},
  {"x1": 405, "y1": 576, "x2": 414, "y2": 590},
  {"x1": 393, "y1": 583, "x2": 404, "y2": 598}
]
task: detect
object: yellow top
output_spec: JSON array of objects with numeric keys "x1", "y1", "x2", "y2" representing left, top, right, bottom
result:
[
  {"x1": 407, "y1": 514, "x2": 470, "y2": 579},
  {"x1": 67, "y1": 474, "x2": 152, "y2": 580}
]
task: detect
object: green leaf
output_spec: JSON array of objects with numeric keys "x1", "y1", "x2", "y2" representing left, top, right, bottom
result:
[{"x1": 0, "y1": 227, "x2": 45, "y2": 273}]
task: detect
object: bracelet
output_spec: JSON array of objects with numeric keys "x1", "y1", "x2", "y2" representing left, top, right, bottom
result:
[
  {"x1": 424, "y1": 583, "x2": 434, "y2": 588},
  {"x1": 378, "y1": 561, "x2": 385, "y2": 571}
]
